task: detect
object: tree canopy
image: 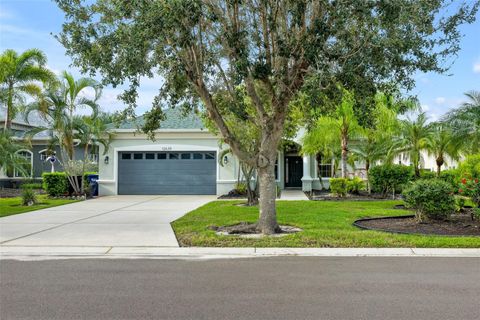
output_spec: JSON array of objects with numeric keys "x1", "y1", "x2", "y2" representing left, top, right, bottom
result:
[{"x1": 55, "y1": 0, "x2": 478, "y2": 234}]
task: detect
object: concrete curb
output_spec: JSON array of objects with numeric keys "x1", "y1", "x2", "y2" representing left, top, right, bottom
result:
[{"x1": 1, "y1": 246, "x2": 480, "y2": 260}]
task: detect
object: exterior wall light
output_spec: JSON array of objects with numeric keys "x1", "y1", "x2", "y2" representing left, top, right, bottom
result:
[
  {"x1": 104, "y1": 156, "x2": 110, "y2": 165},
  {"x1": 223, "y1": 155, "x2": 229, "y2": 165}
]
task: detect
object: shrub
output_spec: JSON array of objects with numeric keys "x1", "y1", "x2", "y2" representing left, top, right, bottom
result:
[
  {"x1": 459, "y1": 177, "x2": 480, "y2": 207},
  {"x1": 234, "y1": 182, "x2": 247, "y2": 195},
  {"x1": 439, "y1": 169, "x2": 458, "y2": 189},
  {"x1": 419, "y1": 170, "x2": 436, "y2": 180},
  {"x1": 369, "y1": 164, "x2": 413, "y2": 195},
  {"x1": 403, "y1": 179, "x2": 455, "y2": 221},
  {"x1": 42, "y1": 172, "x2": 69, "y2": 197},
  {"x1": 21, "y1": 188, "x2": 38, "y2": 206},
  {"x1": 330, "y1": 178, "x2": 348, "y2": 197},
  {"x1": 457, "y1": 154, "x2": 480, "y2": 181},
  {"x1": 346, "y1": 177, "x2": 365, "y2": 194},
  {"x1": 20, "y1": 183, "x2": 43, "y2": 190}
]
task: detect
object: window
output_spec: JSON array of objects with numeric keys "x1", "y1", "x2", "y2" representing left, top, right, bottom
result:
[
  {"x1": 169, "y1": 153, "x2": 179, "y2": 160},
  {"x1": 317, "y1": 155, "x2": 333, "y2": 178},
  {"x1": 133, "y1": 153, "x2": 143, "y2": 160},
  {"x1": 205, "y1": 152, "x2": 215, "y2": 160},
  {"x1": 14, "y1": 150, "x2": 33, "y2": 177},
  {"x1": 122, "y1": 153, "x2": 132, "y2": 160},
  {"x1": 145, "y1": 153, "x2": 155, "y2": 160},
  {"x1": 193, "y1": 153, "x2": 203, "y2": 160},
  {"x1": 88, "y1": 154, "x2": 99, "y2": 162},
  {"x1": 157, "y1": 153, "x2": 167, "y2": 160},
  {"x1": 181, "y1": 153, "x2": 191, "y2": 160},
  {"x1": 40, "y1": 152, "x2": 48, "y2": 161}
]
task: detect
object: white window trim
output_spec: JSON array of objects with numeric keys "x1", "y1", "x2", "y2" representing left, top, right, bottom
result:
[{"x1": 14, "y1": 149, "x2": 33, "y2": 178}]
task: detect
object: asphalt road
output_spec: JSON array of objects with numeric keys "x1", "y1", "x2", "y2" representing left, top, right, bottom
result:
[{"x1": 1, "y1": 257, "x2": 479, "y2": 320}]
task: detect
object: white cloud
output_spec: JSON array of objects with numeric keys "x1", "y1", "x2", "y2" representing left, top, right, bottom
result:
[
  {"x1": 474, "y1": 61, "x2": 480, "y2": 74},
  {"x1": 421, "y1": 104, "x2": 430, "y2": 111},
  {"x1": 434, "y1": 97, "x2": 446, "y2": 104}
]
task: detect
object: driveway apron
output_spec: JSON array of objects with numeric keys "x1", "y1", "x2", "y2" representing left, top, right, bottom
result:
[{"x1": 0, "y1": 195, "x2": 215, "y2": 247}]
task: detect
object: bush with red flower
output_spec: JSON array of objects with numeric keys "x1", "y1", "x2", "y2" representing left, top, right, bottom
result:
[{"x1": 458, "y1": 176, "x2": 480, "y2": 207}]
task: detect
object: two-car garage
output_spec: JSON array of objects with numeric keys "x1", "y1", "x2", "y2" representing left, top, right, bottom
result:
[{"x1": 117, "y1": 151, "x2": 217, "y2": 195}]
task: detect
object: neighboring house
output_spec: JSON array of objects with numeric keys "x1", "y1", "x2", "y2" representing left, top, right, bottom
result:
[
  {"x1": 99, "y1": 108, "x2": 460, "y2": 196},
  {"x1": 0, "y1": 108, "x2": 94, "y2": 188}
]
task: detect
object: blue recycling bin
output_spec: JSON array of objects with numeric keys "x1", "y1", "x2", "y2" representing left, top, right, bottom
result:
[{"x1": 87, "y1": 174, "x2": 99, "y2": 196}]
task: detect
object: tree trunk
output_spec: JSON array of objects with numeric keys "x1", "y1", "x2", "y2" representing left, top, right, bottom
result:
[
  {"x1": 257, "y1": 163, "x2": 279, "y2": 234},
  {"x1": 436, "y1": 156, "x2": 443, "y2": 177},
  {"x1": 366, "y1": 160, "x2": 371, "y2": 194},
  {"x1": 5, "y1": 83, "x2": 13, "y2": 130},
  {"x1": 341, "y1": 134, "x2": 348, "y2": 178}
]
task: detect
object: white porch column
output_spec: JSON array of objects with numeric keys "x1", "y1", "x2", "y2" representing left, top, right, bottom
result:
[{"x1": 301, "y1": 155, "x2": 313, "y2": 192}]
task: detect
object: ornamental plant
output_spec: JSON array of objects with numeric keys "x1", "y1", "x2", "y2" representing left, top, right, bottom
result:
[
  {"x1": 330, "y1": 178, "x2": 348, "y2": 197},
  {"x1": 403, "y1": 179, "x2": 456, "y2": 222},
  {"x1": 458, "y1": 176, "x2": 480, "y2": 208}
]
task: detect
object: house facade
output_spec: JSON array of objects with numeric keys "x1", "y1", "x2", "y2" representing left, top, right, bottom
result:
[
  {"x1": 98, "y1": 108, "x2": 460, "y2": 197},
  {"x1": 97, "y1": 109, "x2": 345, "y2": 196}
]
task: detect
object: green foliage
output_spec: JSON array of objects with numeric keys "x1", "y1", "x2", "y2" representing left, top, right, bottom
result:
[
  {"x1": 455, "y1": 197, "x2": 466, "y2": 212},
  {"x1": 442, "y1": 91, "x2": 480, "y2": 154},
  {"x1": 459, "y1": 177, "x2": 480, "y2": 207},
  {"x1": 21, "y1": 188, "x2": 38, "y2": 206},
  {"x1": 42, "y1": 172, "x2": 68, "y2": 197},
  {"x1": 369, "y1": 164, "x2": 413, "y2": 195},
  {"x1": 403, "y1": 179, "x2": 456, "y2": 221},
  {"x1": 457, "y1": 154, "x2": 480, "y2": 181},
  {"x1": 20, "y1": 183, "x2": 43, "y2": 190},
  {"x1": 234, "y1": 182, "x2": 247, "y2": 195},
  {"x1": 330, "y1": 178, "x2": 349, "y2": 197},
  {"x1": 346, "y1": 177, "x2": 365, "y2": 195},
  {"x1": 439, "y1": 169, "x2": 459, "y2": 189},
  {"x1": 0, "y1": 49, "x2": 56, "y2": 129},
  {"x1": 0, "y1": 130, "x2": 29, "y2": 176},
  {"x1": 419, "y1": 170, "x2": 436, "y2": 180}
]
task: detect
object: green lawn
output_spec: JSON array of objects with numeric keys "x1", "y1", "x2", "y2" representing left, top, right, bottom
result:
[
  {"x1": 172, "y1": 200, "x2": 480, "y2": 248},
  {"x1": 0, "y1": 195, "x2": 78, "y2": 218}
]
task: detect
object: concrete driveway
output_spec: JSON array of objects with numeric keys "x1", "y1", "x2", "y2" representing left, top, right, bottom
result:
[{"x1": 0, "y1": 195, "x2": 215, "y2": 247}]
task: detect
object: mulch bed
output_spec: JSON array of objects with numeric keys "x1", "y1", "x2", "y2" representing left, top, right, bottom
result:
[
  {"x1": 0, "y1": 188, "x2": 46, "y2": 198},
  {"x1": 218, "y1": 189, "x2": 247, "y2": 199},
  {"x1": 209, "y1": 222, "x2": 302, "y2": 238},
  {"x1": 311, "y1": 189, "x2": 401, "y2": 201},
  {"x1": 355, "y1": 212, "x2": 480, "y2": 237}
]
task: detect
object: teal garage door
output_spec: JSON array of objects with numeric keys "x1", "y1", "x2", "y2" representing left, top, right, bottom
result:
[{"x1": 118, "y1": 151, "x2": 216, "y2": 195}]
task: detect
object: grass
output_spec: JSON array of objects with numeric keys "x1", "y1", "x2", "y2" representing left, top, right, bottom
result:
[
  {"x1": 0, "y1": 195, "x2": 78, "y2": 218},
  {"x1": 172, "y1": 200, "x2": 480, "y2": 248}
]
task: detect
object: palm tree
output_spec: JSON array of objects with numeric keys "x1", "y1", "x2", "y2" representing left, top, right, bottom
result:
[
  {"x1": 302, "y1": 89, "x2": 361, "y2": 178},
  {"x1": 395, "y1": 112, "x2": 432, "y2": 177},
  {"x1": 442, "y1": 91, "x2": 480, "y2": 154},
  {"x1": 350, "y1": 93, "x2": 402, "y2": 191},
  {"x1": 0, "y1": 49, "x2": 56, "y2": 129},
  {"x1": 73, "y1": 112, "x2": 114, "y2": 163},
  {"x1": 24, "y1": 72, "x2": 101, "y2": 194},
  {"x1": 0, "y1": 130, "x2": 29, "y2": 177},
  {"x1": 425, "y1": 124, "x2": 462, "y2": 176}
]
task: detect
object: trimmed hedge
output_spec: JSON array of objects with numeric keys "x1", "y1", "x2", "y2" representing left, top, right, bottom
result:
[
  {"x1": 42, "y1": 172, "x2": 69, "y2": 197},
  {"x1": 369, "y1": 164, "x2": 413, "y2": 195},
  {"x1": 403, "y1": 179, "x2": 455, "y2": 221}
]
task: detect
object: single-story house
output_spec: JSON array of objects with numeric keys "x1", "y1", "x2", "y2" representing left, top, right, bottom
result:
[
  {"x1": 98, "y1": 108, "x2": 459, "y2": 196},
  {"x1": 98, "y1": 108, "x2": 322, "y2": 196}
]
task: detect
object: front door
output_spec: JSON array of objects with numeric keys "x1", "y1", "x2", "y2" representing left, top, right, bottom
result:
[{"x1": 285, "y1": 156, "x2": 303, "y2": 188}]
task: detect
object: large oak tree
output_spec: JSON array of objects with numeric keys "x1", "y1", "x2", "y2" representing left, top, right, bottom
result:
[{"x1": 55, "y1": 0, "x2": 478, "y2": 234}]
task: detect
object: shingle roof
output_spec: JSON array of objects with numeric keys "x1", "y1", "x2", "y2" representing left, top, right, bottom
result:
[{"x1": 113, "y1": 108, "x2": 206, "y2": 130}]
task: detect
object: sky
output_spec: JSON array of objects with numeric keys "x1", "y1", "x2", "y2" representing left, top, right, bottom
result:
[{"x1": 1, "y1": 0, "x2": 479, "y2": 121}]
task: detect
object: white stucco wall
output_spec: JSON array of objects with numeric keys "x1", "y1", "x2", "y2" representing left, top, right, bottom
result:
[{"x1": 98, "y1": 130, "x2": 240, "y2": 196}]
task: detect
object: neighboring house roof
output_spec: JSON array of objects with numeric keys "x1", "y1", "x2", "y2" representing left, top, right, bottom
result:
[
  {"x1": 0, "y1": 107, "x2": 51, "y2": 140},
  {"x1": 112, "y1": 108, "x2": 206, "y2": 131}
]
